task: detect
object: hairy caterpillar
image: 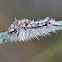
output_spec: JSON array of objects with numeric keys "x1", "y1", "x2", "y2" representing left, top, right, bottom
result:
[{"x1": 0, "y1": 17, "x2": 62, "y2": 44}]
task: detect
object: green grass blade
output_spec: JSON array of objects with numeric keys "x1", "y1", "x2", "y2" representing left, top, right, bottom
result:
[{"x1": 0, "y1": 32, "x2": 9, "y2": 44}]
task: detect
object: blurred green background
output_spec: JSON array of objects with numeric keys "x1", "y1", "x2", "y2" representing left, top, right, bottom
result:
[{"x1": 0, "y1": 0, "x2": 62, "y2": 62}]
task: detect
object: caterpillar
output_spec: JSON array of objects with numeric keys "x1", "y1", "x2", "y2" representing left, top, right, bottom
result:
[{"x1": 0, "y1": 17, "x2": 62, "y2": 44}]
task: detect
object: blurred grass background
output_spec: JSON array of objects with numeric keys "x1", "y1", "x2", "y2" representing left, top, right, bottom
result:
[{"x1": 0, "y1": 0, "x2": 62, "y2": 62}]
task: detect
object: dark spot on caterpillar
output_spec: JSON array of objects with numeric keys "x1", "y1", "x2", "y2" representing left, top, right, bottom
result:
[
  {"x1": 17, "y1": 32, "x2": 19, "y2": 36},
  {"x1": 38, "y1": 23, "x2": 40, "y2": 24},
  {"x1": 49, "y1": 22, "x2": 50, "y2": 24},
  {"x1": 53, "y1": 24, "x2": 62, "y2": 27},
  {"x1": 8, "y1": 28, "x2": 17, "y2": 34}
]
